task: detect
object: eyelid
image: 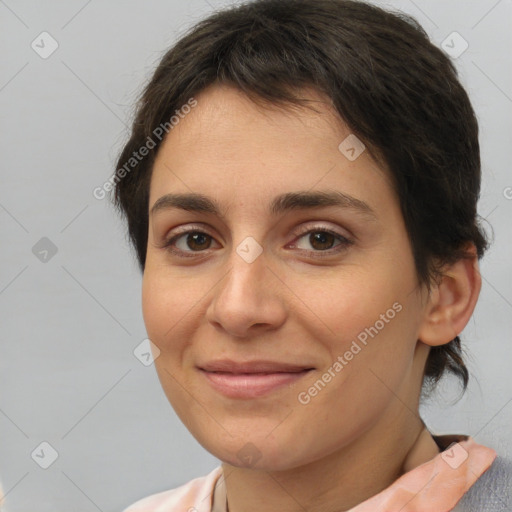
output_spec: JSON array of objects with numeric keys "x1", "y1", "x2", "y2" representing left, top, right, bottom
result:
[
  {"x1": 156, "y1": 223, "x2": 218, "y2": 252},
  {"x1": 287, "y1": 224, "x2": 354, "y2": 258},
  {"x1": 159, "y1": 221, "x2": 354, "y2": 258},
  {"x1": 161, "y1": 221, "x2": 351, "y2": 242},
  {"x1": 289, "y1": 222, "x2": 352, "y2": 241}
]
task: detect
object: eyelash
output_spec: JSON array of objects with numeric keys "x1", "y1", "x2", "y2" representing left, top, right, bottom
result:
[{"x1": 161, "y1": 225, "x2": 353, "y2": 259}]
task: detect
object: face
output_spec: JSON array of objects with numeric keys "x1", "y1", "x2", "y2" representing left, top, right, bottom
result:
[{"x1": 142, "y1": 83, "x2": 430, "y2": 470}]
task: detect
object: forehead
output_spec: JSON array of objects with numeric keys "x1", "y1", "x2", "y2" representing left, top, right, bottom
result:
[
  {"x1": 155, "y1": 83, "x2": 351, "y2": 159},
  {"x1": 148, "y1": 83, "x2": 395, "y2": 218}
]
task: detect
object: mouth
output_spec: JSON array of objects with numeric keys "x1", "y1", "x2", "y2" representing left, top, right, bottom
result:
[{"x1": 198, "y1": 360, "x2": 314, "y2": 399}]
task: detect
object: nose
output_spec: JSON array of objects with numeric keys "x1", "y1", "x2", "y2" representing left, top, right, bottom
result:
[{"x1": 205, "y1": 241, "x2": 287, "y2": 338}]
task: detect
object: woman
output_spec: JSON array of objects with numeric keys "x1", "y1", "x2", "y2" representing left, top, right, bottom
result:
[{"x1": 112, "y1": 0, "x2": 510, "y2": 510}]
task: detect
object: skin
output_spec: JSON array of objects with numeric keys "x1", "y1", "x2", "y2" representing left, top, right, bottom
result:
[{"x1": 142, "y1": 83, "x2": 481, "y2": 511}]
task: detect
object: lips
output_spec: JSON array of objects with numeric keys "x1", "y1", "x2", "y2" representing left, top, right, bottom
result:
[
  {"x1": 199, "y1": 359, "x2": 313, "y2": 374},
  {"x1": 198, "y1": 359, "x2": 314, "y2": 399}
]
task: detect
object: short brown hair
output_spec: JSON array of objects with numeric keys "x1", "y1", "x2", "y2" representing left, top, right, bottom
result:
[{"x1": 112, "y1": 0, "x2": 489, "y2": 393}]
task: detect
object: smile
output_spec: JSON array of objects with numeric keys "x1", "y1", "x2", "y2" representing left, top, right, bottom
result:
[{"x1": 198, "y1": 360, "x2": 314, "y2": 399}]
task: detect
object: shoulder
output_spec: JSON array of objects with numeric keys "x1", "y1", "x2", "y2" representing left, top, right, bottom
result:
[
  {"x1": 122, "y1": 466, "x2": 223, "y2": 512},
  {"x1": 454, "y1": 455, "x2": 512, "y2": 512}
]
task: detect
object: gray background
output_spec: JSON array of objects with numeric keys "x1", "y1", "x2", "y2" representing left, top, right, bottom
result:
[{"x1": 0, "y1": 0, "x2": 511, "y2": 510}]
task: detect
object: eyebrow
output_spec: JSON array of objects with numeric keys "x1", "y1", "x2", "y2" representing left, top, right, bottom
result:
[{"x1": 150, "y1": 190, "x2": 377, "y2": 221}]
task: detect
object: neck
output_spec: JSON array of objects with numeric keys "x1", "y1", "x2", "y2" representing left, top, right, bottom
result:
[
  {"x1": 222, "y1": 347, "x2": 440, "y2": 512},
  {"x1": 222, "y1": 415, "x2": 440, "y2": 512}
]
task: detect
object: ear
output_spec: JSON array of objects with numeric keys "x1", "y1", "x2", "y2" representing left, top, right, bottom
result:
[{"x1": 418, "y1": 244, "x2": 482, "y2": 346}]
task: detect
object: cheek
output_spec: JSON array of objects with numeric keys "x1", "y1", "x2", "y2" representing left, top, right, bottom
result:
[
  {"x1": 294, "y1": 265, "x2": 410, "y2": 344},
  {"x1": 141, "y1": 272, "x2": 198, "y2": 416},
  {"x1": 141, "y1": 272, "x2": 191, "y2": 354},
  {"x1": 294, "y1": 264, "x2": 420, "y2": 391},
  {"x1": 142, "y1": 276, "x2": 166, "y2": 342}
]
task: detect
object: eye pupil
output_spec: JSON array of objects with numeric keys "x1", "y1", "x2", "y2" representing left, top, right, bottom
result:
[
  {"x1": 310, "y1": 232, "x2": 335, "y2": 250},
  {"x1": 188, "y1": 232, "x2": 210, "y2": 250}
]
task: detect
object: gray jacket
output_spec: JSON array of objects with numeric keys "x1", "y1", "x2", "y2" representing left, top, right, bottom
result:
[
  {"x1": 453, "y1": 456, "x2": 512, "y2": 511},
  {"x1": 432, "y1": 435, "x2": 512, "y2": 511}
]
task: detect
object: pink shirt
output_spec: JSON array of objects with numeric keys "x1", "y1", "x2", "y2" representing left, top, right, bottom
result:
[{"x1": 123, "y1": 436, "x2": 497, "y2": 512}]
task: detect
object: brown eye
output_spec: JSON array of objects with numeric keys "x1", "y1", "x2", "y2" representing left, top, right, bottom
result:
[
  {"x1": 308, "y1": 231, "x2": 337, "y2": 251},
  {"x1": 163, "y1": 230, "x2": 218, "y2": 257},
  {"x1": 292, "y1": 228, "x2": 352, "y2": 256},
  {"x1": 181, "y1": 232, "x2": 212, "y2": 251}
]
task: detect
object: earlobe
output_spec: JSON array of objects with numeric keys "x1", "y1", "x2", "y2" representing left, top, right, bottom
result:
[{"x1": 418, "y1": 245, "x2": 482, "y2": 347}]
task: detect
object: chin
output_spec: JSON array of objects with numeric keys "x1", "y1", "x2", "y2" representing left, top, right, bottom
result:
[{"x1": 195, "y1": 429, "x2": 310, "y2": 471}]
